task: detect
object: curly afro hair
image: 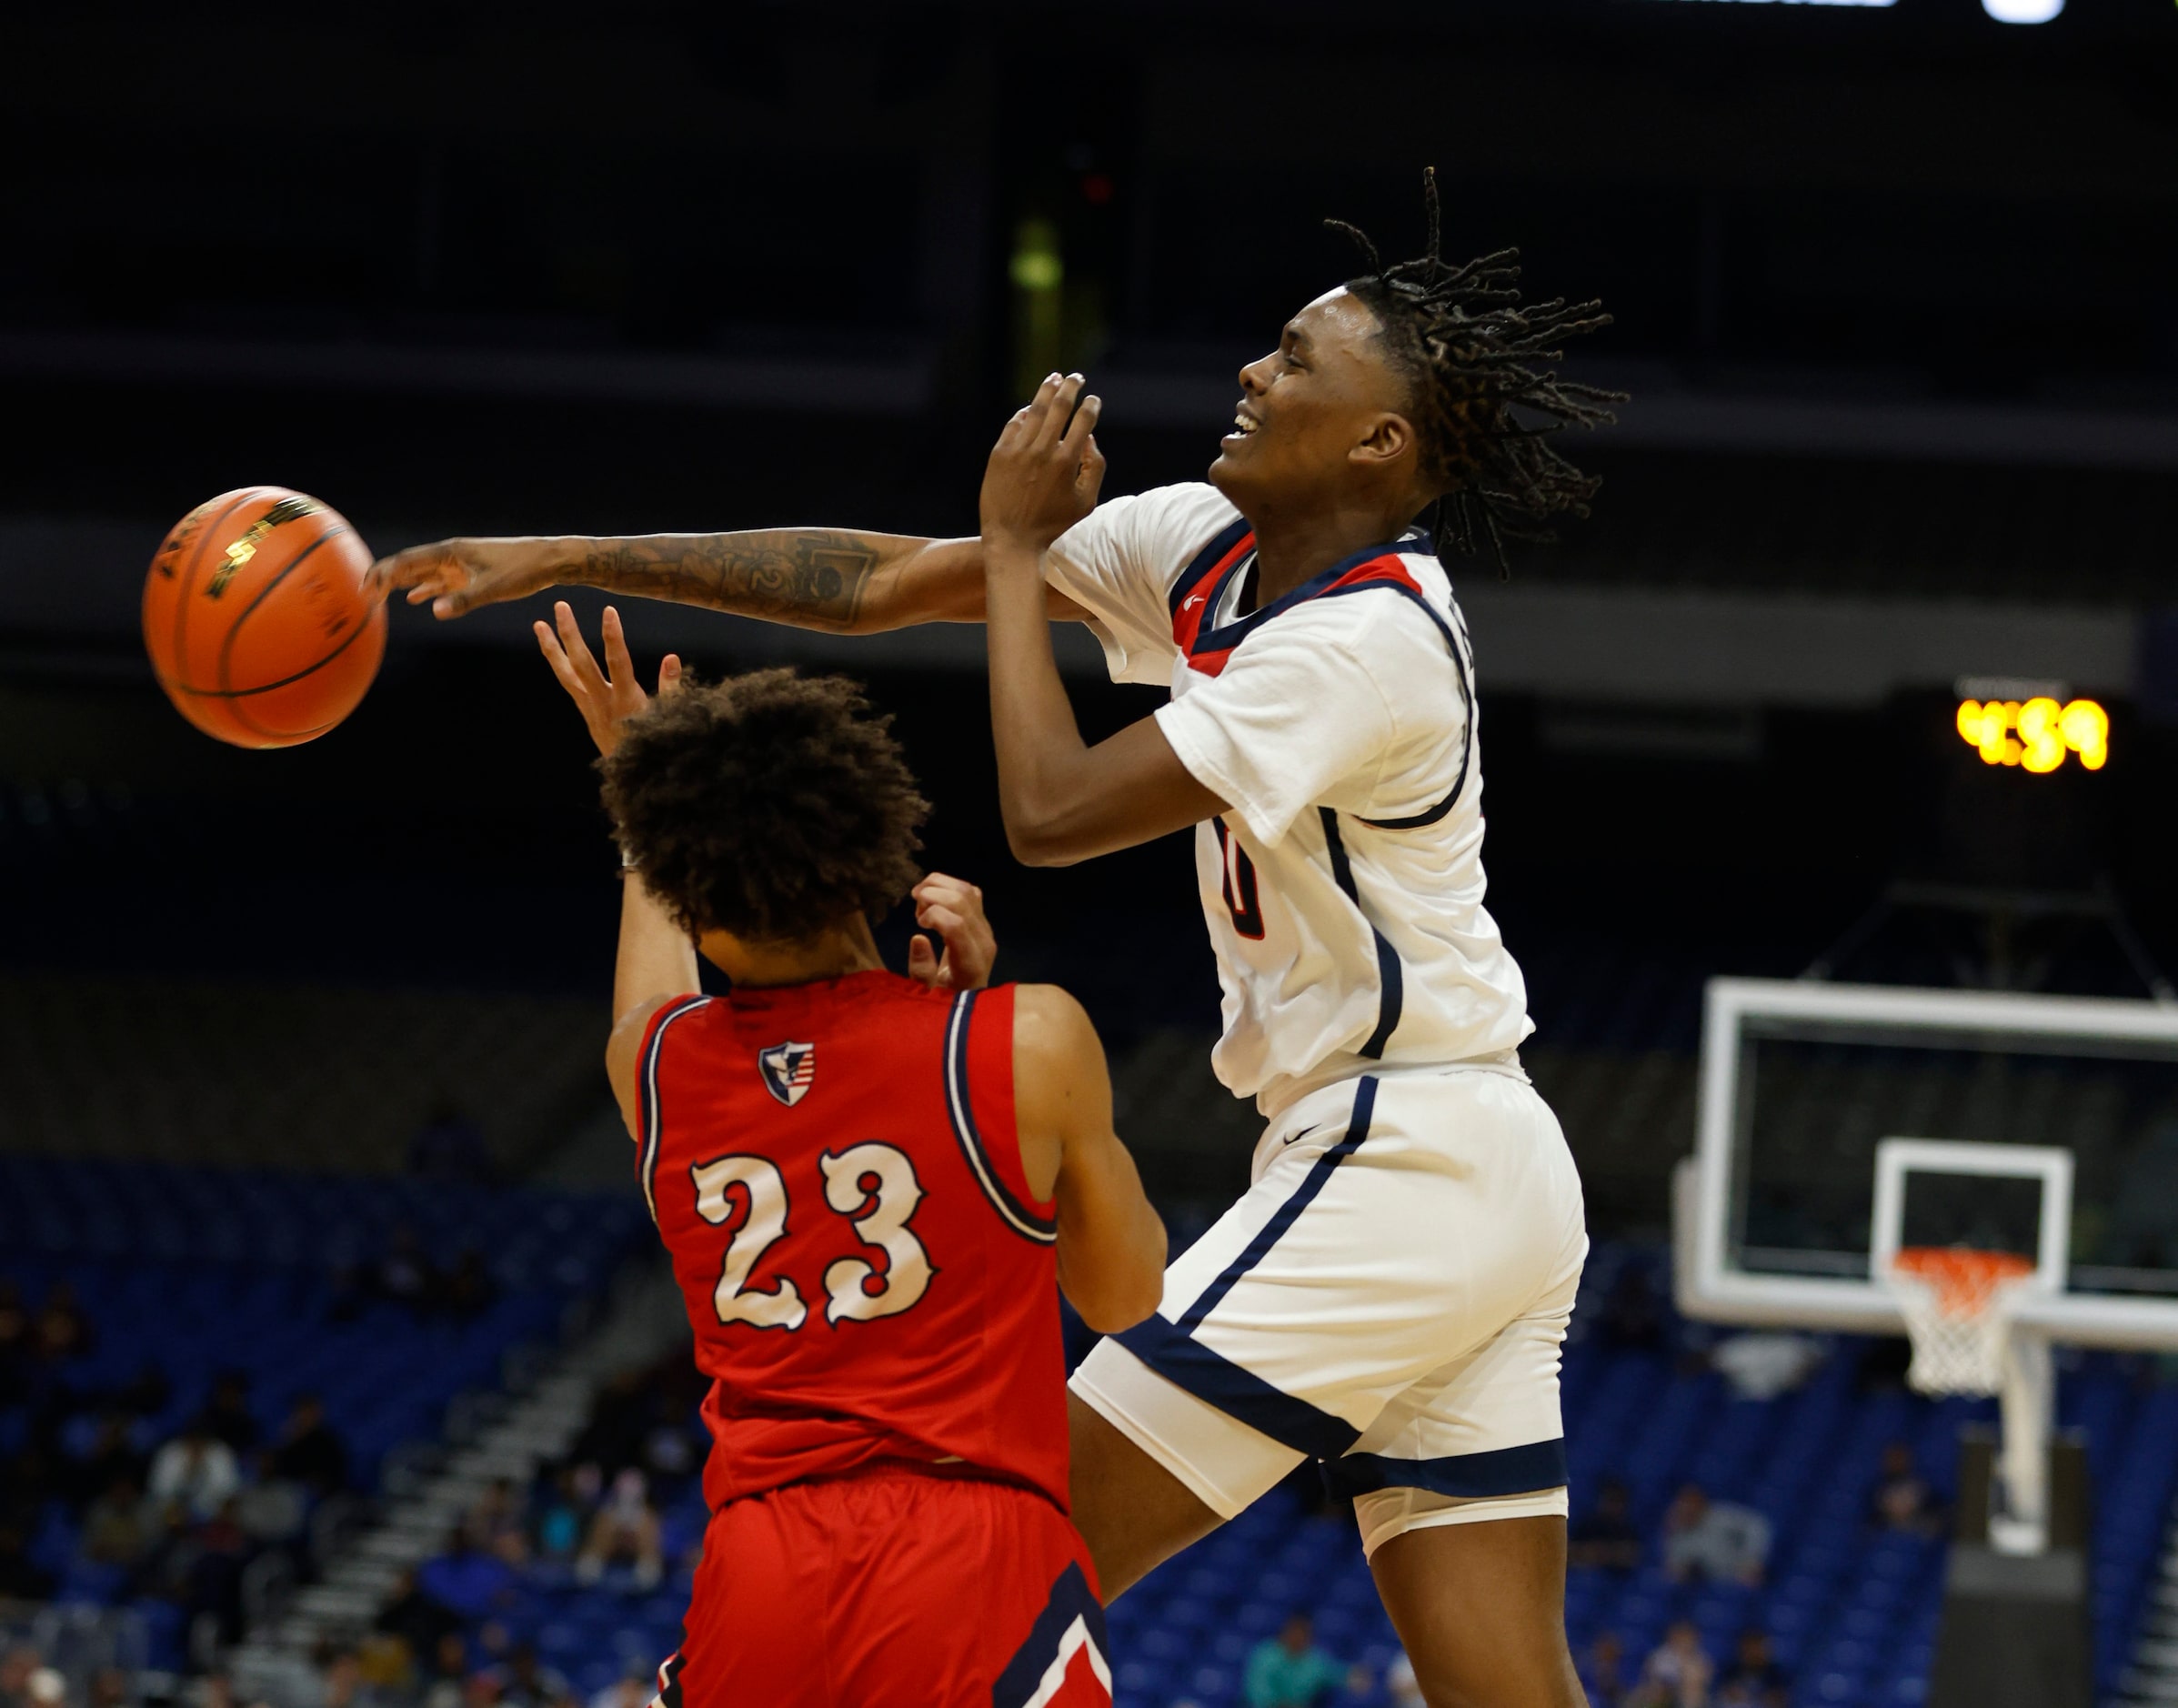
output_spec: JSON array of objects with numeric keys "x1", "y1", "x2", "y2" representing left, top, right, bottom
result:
[{"x1": 599, "y1": 668, "x2": 929, "y2": 943}]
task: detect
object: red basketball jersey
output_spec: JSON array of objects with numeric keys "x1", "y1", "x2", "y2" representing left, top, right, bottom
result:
[{"x1": 636, "y1": 972, "x2": 1069, "y2": 1515}]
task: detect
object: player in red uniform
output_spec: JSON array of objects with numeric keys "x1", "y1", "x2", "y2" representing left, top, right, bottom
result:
[{"x1": 532, "y1": 602, "x2": 1168, "y2": 1708}]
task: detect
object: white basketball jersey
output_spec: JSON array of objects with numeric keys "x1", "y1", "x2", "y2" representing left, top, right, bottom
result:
[{"x1": 1045, "y1": 483, "x2": 1533, "y2": 1117}]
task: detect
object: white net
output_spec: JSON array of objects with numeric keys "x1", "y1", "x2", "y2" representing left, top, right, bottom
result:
[{"x1": 1883, "y1": 1248, "x2": 2037, "y2": 1397}]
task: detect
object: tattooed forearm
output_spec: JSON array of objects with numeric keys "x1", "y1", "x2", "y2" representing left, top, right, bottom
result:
[{"x1": 577, "y1": 531, "x2": 883, "y2": 630}]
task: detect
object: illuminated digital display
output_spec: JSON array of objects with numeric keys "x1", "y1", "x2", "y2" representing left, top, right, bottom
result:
[{"x1": 1956, "y1": 698, "x2": 2107, "y2": 772}]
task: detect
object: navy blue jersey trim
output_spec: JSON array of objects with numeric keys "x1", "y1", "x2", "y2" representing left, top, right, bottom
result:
[
  {"x1": 649, "y1": 1651, "x2": 687, "y2": 1708},
  {"x1": 1318, "y1": 812, "x2": 1403, "y2": 1061},
  {"x1": 1113, "y1": 1312, "x2": 1361, "y2": 1460},
  {"x1": 637, "y1": 997, "x2": 714, "y2": 1226},
  {"x1": 1169, "y1": 517, "x2": 1253, "y2": 618},
  {"x1": 944, "y1": 990, "x2": 1059, "y2": 1245},
  {"x1": 1189, "y1": 535, "x2": 1411, "y2": 656},
  {"x1": 1310, "y1": 581, "x2": 1476, "y2": 830},
  {"x1": 1320, "y1": 1438, "x2": 1569, "y2": 1502},
  {"x1": 1174, "y1": 1078, "x2": 1380, "y2": 1335},
  {"x1": 1360, "y1": 937, "x2": 1404, "y2": 1060},
  {"x1": 991, "y1": 1560, "x2": 1109, "y2": 1708}
]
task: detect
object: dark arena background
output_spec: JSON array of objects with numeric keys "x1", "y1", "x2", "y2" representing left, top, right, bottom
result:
[{"x1": 4, "y1": 5, "x2": 2177, "y2": 1708}]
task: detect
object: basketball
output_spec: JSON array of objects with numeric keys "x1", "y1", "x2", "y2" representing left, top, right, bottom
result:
[{"x1": 141, "y1": 486, "x2": 386, "y2": 749}]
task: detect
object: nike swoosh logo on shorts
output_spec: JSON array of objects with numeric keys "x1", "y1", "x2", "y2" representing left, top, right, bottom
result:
[{"x1": 1281, "y1": 1123, "x2": 1326, "y2": 1148}]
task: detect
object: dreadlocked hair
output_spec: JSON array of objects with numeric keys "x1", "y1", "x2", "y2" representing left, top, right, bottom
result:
[{"x1": 1326, "y1": 166, "x2": 1626, "y2": 575}]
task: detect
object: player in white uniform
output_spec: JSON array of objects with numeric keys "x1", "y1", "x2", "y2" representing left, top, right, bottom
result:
[{"x1": 376, "y1": 174, "x2": 1619, "y2": 1705}]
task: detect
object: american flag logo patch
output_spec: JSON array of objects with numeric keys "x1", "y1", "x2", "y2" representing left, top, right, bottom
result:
[{"x1": 758, "y1": 1041, "x2": 816, "y2": 1107}]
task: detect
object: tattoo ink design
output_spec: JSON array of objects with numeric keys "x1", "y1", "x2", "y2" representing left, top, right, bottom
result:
[{"x1": 580, "y1": 533, "x2": 879, "y2": 628}]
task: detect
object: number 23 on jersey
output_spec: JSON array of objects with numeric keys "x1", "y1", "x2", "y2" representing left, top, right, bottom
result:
[{"x1": 690, "y1": 1142, "x2": 935, "y2": 1331}]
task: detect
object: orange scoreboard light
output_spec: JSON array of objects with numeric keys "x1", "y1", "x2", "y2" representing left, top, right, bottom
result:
[{"x1": 1955, "y1": 696, "x2": 2109, "y2": 773}]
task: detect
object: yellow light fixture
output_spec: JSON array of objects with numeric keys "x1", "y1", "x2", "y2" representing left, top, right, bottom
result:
[{"x1": 1956, "y1": 698, "x2": 2107, "y2": 771}]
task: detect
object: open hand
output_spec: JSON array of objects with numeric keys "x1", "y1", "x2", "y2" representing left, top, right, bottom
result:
[
  {"x1": 979, "y1": 373, "x2": 1106, "y2": 555},
  {"x1": 906, "y1": 873, "x2": 996, "y2": 990},
  {"x1": 533, "y1": 601, "x2": 681, "y2": 757},
  {"x1": 368, "y1": 537, "x2": 558, "y2": 618}
]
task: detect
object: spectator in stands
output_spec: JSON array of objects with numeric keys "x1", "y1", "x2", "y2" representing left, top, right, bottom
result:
[
  {"x1": 266, "y1": 1393, "x2": 349, "y2": 1500},
  {"x1": 201, "y1": 1371, "x2": 259, "y2": 1454},
  {"x1": 1871, "y1": 1442, "x2": 1942, "y2": 1536},
  {"x1": 575, "y1": 1470, "x2": 662, "y2": 1591},
  {"x1": 492, "y1": 1645, "x2": 567, "y2": 1708},
  {"x1": 316, "y1": 1650, "x2": 381, "y2": 1708},
  {"x1": 532, "y1": 1466, "x2": 591, "y2": 1563},
  {"x1": 1714, "y1": 1629, "x2": 1787, "y2": 1708},
  {"x1": 81, "y1": 1473, "x2": 152, "y2": 1570},
  {"x1": 419, "y1": 1530, "x2": 517, "y2": 1621},
  {"x1": 0, "y1": 1522, "x2": 55, "y2": 1601},
  {"x1": 466, "y1": 1481, "x2": 529, "y2": 1567},
  {"x1": 1569, "y1": 1478, "x2": 1643, "y2": 1572},
  {"x1": 1581, "y1": 1631, "x2": 1629, "y2": 1706},
  {"x1": 377, "y1": 1567, "x2": 463, "y2": 1669},
  {"x1": 409, "y1": 1100, "x2": 495, "y2": 1185},
  {"x1": 182, "y1": 1496, "x2": 255, "y2": 1645},
  {"x1": 86, "y1": 1668, "x2": 129, "y2": 1708},
  {"x1": 420, "y1": 1634, "x2": 473, "y2": 1708},
  {"x1": 5, "y1": 1666, "x2": 61, "y2": 1708},
  {"x1": 33, "y1": 1281, "x2": 93, "y2": 1364},
  {"x1": 1243, "y1": 1613, "x2": 1354, "y2": 1708},
  {"x1": 1662, "y1": 1483, "x2": 1771, "y2": 1585},
  {"x1": 0, "y1": 1646, "x2": 42, "y2": 1708},
  {"x1": 1632, "y1": 1621, "x2": 1711, "y2": 1708},
  {"x1": 149, "y1": 1417, "x2": 243, "y2": 1522}
]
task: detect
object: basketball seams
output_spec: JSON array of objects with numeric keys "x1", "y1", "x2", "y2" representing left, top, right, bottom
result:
[
  {"x1": 171, "y1": 600, "x2": 380, "y2": 699},
  {"x1": 165, "y1": 488, "x2": 262, "y2": 699},
  {"x1": 216, "y1": 526, "x2": 348, "y2": 698},
  {"x1": 146, "y1": 488, "x2": 385, "y2": 747}
]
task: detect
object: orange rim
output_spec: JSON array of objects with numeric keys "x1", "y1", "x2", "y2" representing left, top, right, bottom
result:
[{"x1": 1892, "y1": 1246, "x2": 2036, "y2": 1319}]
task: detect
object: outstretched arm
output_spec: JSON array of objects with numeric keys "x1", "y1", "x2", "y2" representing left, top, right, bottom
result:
[
  {"x1": 369, "y1": 529, "x2": 1089, "y2": 631},
  {"x1": 527, "y1": 602, "x2": 702, "y2": 1135},
  {"x1": 979, "y1": 376, "x2": 1227, "y2": 866},
  {"x1": 1012, "y1": 985, "x2": 1166, "y2": 1334}
]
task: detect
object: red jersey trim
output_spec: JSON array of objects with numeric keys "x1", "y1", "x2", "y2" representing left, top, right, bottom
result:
[
  {"x1": 636, "y1": 995, "x2": 714, "y2": 1225},
  {"x1": 943, "y1": 990, "x2": 1058, "y2": 1244},
  {"x1": 1169, "y1": 523, "x2": 1428, "y2": 679}
]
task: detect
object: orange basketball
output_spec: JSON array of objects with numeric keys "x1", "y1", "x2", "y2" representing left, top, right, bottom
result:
[{"x1": 142, "y1": 487, "x2": 386, "y2": 749}]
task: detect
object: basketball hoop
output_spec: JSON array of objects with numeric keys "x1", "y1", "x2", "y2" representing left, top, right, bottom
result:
[{"x1": 1884, "y1": 1247, "x2": 2038, "y2": 1396}]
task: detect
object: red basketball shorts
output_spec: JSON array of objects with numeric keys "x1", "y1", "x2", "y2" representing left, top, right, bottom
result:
[{"x1": 654, "y1": 1468, "x2": 1110, "y2": 1708}]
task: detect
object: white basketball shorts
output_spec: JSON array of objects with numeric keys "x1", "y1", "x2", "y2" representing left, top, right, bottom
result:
[{"x1": 1071, "y1": 1063, "x2": 1587, "y2": 1552}]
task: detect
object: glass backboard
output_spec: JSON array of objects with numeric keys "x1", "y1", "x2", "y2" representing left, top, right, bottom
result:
[{"x1": 1675, "y1": 979, "x2": 2178, "y2": 1349}]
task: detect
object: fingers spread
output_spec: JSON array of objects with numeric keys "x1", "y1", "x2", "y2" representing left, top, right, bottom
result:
[
  {"x1": 601, "y1": 605, "x2": 636, "y2": 687},
  {"x1": 555, "y1": 602, "x2": 609, "y2": 697},
  {"x1": 533, "y1": 619, "x2": 586, "y2": 698}
]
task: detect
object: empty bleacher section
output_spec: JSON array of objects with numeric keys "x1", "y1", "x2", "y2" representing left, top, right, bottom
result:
[
  {"x1": 1106, "y1": 941, "x2": 1711, "y2": 1226},
  {"x1": 0, "y1": 1155, "x2": 647, "y2": 1678},
  {"x1": 0, "y1": 976, "x2": 604, "y2": 1177}
]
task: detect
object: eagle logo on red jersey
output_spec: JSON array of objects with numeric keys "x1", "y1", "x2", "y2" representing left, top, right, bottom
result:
[{"x1": 758, "y1": 1041, "x2": 816, "y2": 1107}]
